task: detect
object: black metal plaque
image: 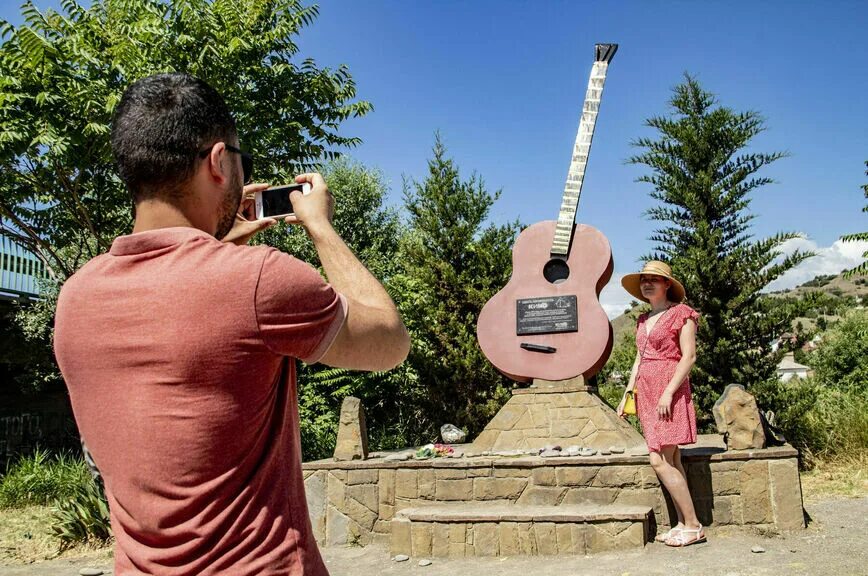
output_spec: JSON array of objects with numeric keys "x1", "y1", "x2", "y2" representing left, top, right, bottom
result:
[{"x1": 516, "y1": 295, "x2": 578, "y2": 335}]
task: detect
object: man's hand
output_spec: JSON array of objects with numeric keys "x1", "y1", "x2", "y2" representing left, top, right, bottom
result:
[
  {"x1": 222, "y1": 183, "x2": 276, "y2": 246},
  {"x1": 285, "y1": 173, "x2": 334, "y2": 235}
]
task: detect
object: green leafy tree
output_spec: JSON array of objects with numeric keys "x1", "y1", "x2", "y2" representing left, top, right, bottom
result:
[
  {"x1": 254, "y1": 158, "x2": 410, "y2": 460},
  {"x1": 629, "y1": 75, "x2": 813, "y2": 426},
  {"x1": 841, "y1": 161, "x2": 868, "y2": 278},
  {"x1": 0, "y1": 0, "x2": 371, "y2": 392},
  {"x1": 809, "y1": 309, "x2": 868, "y2": 390},
  {"x1": 394, "y1": 134, "x2": 520, "y2": 441}
]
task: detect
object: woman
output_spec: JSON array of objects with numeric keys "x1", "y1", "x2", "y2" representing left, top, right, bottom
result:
[{"x1": 617, "y1": 261, "x2": 706, "y2": 547}]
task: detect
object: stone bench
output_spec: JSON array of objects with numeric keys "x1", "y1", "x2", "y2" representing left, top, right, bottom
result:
[{"x1": 390, "y1": 503, "x2": 652, "y2": 557}]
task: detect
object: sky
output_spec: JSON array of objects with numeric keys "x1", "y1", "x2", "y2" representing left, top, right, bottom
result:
[{"x1": 3, "y1": 0, "x2": 867, "y2": 317}]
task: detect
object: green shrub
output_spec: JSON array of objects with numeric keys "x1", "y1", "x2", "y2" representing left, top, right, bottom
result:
[
  {"x1": 0, "y1": 449, "x2": 91, "y2": 508},
  {"x1": 51, "y1": 475, "x2": 112, "y2": 549},
  {"x1": 810, "y1": 309, "x2": 868, "y2": 390},
  {"x1": 752, "y1": 377, "x2": 868, "y2": 468}
]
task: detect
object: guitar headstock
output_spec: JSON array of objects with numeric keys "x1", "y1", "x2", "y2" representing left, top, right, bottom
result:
[{"x1": 595, "y1": 44, "x2": 618, "y2": 64}]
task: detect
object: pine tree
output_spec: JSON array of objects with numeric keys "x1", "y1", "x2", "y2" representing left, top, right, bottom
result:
[
  {"x1": 394, "y1": 134, "x2": 520, "y2": 440},
  {"x1": 841, "y1": 161, "x2": 868, "y2": 278},
  {"x1": 629, "y1": 76, "x2": 812, "y2": 426}
]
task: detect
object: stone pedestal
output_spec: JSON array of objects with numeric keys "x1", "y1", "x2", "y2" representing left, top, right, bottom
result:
[
  {"x1": 471, "y1": 376, "x2": 646, "y2": 453},
  {"x1": 333, "y1": 396, "x2": 369, "y2": 461}
]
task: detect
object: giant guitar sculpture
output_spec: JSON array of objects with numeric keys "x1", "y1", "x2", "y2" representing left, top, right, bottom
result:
[{"x1": 477, "y1": 44, "x2": 618, "y2": 383}]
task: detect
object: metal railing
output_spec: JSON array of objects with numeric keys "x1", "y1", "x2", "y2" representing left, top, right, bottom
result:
[{"x1": 0, "y1": 237, "x2": 47, "y2": 300}]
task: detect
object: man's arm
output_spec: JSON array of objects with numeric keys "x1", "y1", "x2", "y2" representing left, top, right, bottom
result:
[{"x1": 288, "y1": 173, "x2": 410, "y2": 371}]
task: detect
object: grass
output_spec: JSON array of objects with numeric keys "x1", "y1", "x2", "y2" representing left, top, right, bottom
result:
[
  {"x1": 0, "y1": 504, "x2": 112, "y2": 566},
  {"x1": 0, "y1": 449, "x2": 92, "y2": 508},
  {"x1": 800, "y1": 452, "x2": 868, "y2": 503}
]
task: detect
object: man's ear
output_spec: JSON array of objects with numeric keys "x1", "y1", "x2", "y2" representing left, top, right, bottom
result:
[{"x1": 206, "y1": 142, "x2": 229, "y2": 185}]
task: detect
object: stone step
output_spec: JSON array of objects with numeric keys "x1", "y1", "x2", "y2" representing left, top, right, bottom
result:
[{"x1": 390, "y1": 503, "x2": 652, "y2": 558}]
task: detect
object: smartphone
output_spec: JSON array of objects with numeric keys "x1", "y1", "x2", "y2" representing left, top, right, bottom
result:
[{"x1": 254, "y1": 183, "x2": 311, "y2": 219}]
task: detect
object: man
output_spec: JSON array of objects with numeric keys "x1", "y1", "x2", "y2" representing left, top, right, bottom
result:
[{"x1": 54, "y1": 73, "x2": 410, "y2": 575}]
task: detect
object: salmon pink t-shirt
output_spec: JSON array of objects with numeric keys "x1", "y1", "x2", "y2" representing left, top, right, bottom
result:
[{"x1": 54, "y1": 227, "x2": 346, "y2": 575}]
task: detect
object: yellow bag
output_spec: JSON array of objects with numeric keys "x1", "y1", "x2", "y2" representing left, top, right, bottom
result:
[{"x1": 623, "y1": 390, "x2": 637, "y2": 415}]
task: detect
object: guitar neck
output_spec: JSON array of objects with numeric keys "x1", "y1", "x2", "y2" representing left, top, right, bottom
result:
[{"x1": 551, "y1": 43, "x2": 617, "y2": 257}]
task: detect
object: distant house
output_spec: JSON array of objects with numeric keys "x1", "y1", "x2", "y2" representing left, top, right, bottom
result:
[{"x1": 777, "y1": 352, "x2": 812, "y2": 382}]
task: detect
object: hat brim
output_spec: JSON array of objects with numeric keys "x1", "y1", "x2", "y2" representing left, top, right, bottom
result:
[{"x1": 621, "y1": 273, "x2": 685, "y2": 303}]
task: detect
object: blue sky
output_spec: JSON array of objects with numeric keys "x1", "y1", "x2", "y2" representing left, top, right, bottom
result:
[{"x1": 4, "y1": 1, "x2": 867, "y2": 315}]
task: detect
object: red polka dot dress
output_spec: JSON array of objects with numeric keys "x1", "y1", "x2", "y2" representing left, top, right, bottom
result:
[{"x1": 635, "y1": 303, "x2": 699, "y2": 453}]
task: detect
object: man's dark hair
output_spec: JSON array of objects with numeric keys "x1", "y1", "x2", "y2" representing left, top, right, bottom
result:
[{"x1": 111, "y1": 73, "x2": 237, "y2": 203}]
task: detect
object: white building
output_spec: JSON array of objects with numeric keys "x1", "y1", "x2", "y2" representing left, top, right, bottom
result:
[{"x1": 776, "y1": 352, "x2": 812, "y2": 382}]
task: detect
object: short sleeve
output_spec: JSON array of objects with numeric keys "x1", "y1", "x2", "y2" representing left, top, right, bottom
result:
[
  {"x1": 677, "y1": 304, "x2": 700, "y2": 329},
  {"x1": 255, "y1": 248, "x2": 347, "y2": 363}
]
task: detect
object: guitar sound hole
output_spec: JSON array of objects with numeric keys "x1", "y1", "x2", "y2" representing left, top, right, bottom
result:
[{"x1": 543, "y1": 259, "x2": 570, "y2": 284}]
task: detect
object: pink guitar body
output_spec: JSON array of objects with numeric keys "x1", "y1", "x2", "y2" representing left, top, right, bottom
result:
[{"x1": 477, "y1": 220, "x2": 613, "y2": 383}]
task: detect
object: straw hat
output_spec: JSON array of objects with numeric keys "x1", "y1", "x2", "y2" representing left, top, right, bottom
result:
[{"x1": 621, "y1": 260, "x2": 686, "y2": 303}]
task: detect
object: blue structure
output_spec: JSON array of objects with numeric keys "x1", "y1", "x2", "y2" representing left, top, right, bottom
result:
[{"x1": 0, "y1": 236, "x2": 48, "y2": 301}]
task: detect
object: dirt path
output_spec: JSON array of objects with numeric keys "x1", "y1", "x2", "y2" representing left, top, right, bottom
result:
[{"x1": 2, "y1": 496, "x2": 866, "y2": 576}]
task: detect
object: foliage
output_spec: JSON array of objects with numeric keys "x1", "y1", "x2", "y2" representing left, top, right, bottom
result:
[
  {"x1": 0, "y1": 0, "x2": 370, "y2": 393},
  {"x1": 393, "y1": 134, "x2": 520, "y2": 442},
  {"x1": 629, "y1": 75, "x2": 812, "y2": 427},
  {"x1": 260, "y1": 159, "x2": 409, "y2": 460},
  {"x1": 841, "y1": 161, "x2": 868, "y2": 278},
  {"x1": 0, "y1": 449, "x2": 90, "y2": 508},
  {"x1": 597, "y1": 329, "x2": 638, "y2": 386},
  {"x1": 809, "y1": 309, "x2": 868, "y2": 391},
  {"x1": 51, "y1": 473, "x2": 111, "y2": 548}
]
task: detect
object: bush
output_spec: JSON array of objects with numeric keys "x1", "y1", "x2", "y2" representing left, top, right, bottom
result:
[
  {"x1": 0, "y1": 449, "x2": 91, "y2": 508},
  {"x1": 752, "y1": 377, "x2": 868, "y2": 468},
  {"x1": 809, "y1": 309, "x2": 868, "y2": 390},
  {"x1": 51, "y1": 475, "x2": 112, "y2": 549}
]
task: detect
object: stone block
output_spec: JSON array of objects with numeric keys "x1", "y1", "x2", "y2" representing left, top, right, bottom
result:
[
  {"x1": 556, "y1": 466, "x2": 600, "y2": 487},
  {"x1": 474, "y1": 523, "x2": 499, "y2": 556},
  {"x1": 326, "y1": 506, "x2": 350, "y2": 546},
  {"x1": 467, "y1": 467, "x2": 491, "y2": 477},
  {"x1": 534, "y1": 522, "x2": 558, "y2": 555},
  {"x1": 432, "y1": 523, "x2": 450, "y2": 557},
  {"x1": 346, "y1": 469, "x2": 378, "y2": 485},
  {"x1": 449, "y1": 522, "x2": 466, "y2": 543},
  {"x1": 570, "y1": 524, "x2": 588, "y2": 555},
  {"x1": 617, "y1": 522, "x2": 645, "y2": 547},
  {"x1": 516, "y1": 486, "x2": 566, "y2": 505},
  {"x1": 488, "y1": 403, "x2": 527, "y2": 431},
  {"x1": 373, "y1": 519, "x2": 391, "y2": 534},
  {"x1": 712, "y1": 470, "x2": 740, "y2": 496},
  {"x1": 494, "y1": 467, "x2": 530, "y2": 478},
  {"x1": 638, "y1": 466, "x2": 660, "y2": 488},
  {"x1": 448, "y1": 542, "x2": 466, "y2": 558},
  {"x1": 305, "y1": 471, "x2": 327, "y2": 543},
  {"x1": 517, "y1": 521, "x2": 537, "y2": 555},
  {"x1": 435, "y1": 468, "x2": 467, "y2": 480},
  {"x1": 379, "y1": 504, "x2": 395, "y2": 521},
  {"x1": 769, "y1": 459, "x2": 806, "y2": 531},
  {"x1": 593, "y1": 466, "x2": 640, "y2": 488},
  {"x1": 499, "y1": 522, "x2": 520, "y2": 556},
  {"x1": 411, "y1": 522, "x2": 433, "y2": 556},
  {"x1": 418, "y1": 469, "x2": 435, "y2": 499},
  {"x1": 435, "y1": 479, "x2": 473, "y2": 501},
  {"x1": 556, "y1": 524, "x2": 574, "y2": 554},
  {"x1": 472, "y1": 429, "x2": 500, "y2": 450},
  {"x1": 395, "y1": 470, "x2": 417, "y2": 499},
  {"x1": 492, "y1": 430, "x2": 529, "y2": 451},
  {"x1": 327, "y1": 472, "x2": 346, "y2": 509},
  {"x1": 333, "y1": 396, "x2": 369, "y2": 461},
  {"x1": 532, "y1": 467, "x2": 556, "y2": 486},
  {"x1": 390, "y1": 518, "x2": 411, "y2": 556},
  {"x1": 379, "y1": 469, "x2": 395, "y2": 505},
  {"x1": 551, "y1": 419, "x2": 584, "y2": 438},
  {"x1": 740, "y1": 460, "x2": 772, "y2": 524},
  {"x1": 562, "y1": 487, "x2": 619, "y2": 505},
  {"x1": 346, "y1": 484, "x2": 378, "y2": 513},
  {"x1": 473, "y1": 477, "x2": 528, "y2": 500},
  {"x1": 711, "y1": 495, "x2": 742, "y2": 525},
  {"x1": 343, "y1": 496, "x2": 376, "y2": 531}
]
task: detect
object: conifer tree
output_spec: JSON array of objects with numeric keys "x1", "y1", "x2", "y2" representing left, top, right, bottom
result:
[
  {"x1": 841, "y1": 161, "x2": 868, "y2": 278},
  {"x1": 629, "y1": 76, "x2": 812, "y2": 425},
  {"x1": 394, "y1": 134, "x2": 520, "y2": 440}
]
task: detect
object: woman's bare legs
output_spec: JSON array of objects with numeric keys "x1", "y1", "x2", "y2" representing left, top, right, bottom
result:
[{"x1": 649, "y1": 445, "x2": 702, "y2": 543}]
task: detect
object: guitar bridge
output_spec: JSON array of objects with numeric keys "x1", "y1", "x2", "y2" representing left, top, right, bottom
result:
[{"x1": 520, "y1": 343, "x2": 557, "y2": 353}]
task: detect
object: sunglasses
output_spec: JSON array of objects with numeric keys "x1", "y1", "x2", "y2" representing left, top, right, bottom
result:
[{"x1": 198, "y1": 143, "x2": 253, "y2": 184}]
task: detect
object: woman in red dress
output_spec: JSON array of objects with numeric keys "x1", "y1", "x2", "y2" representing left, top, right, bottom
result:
[{"x1": 617, "y1": 261, "x2": 706, "y2": 547}]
